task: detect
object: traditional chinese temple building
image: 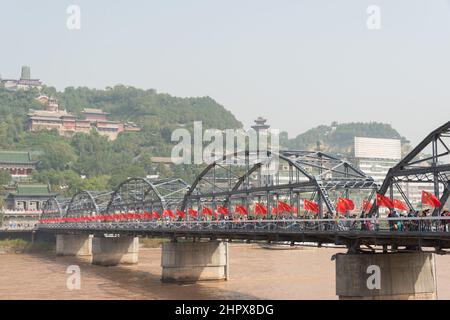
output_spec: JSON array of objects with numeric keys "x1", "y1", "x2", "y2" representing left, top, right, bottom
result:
[
  {"x1": 0, "y1": 151, "x2": 38, "y2": 180},
  {"x1": 2, "y1": 184, "x2": 57, "y2": 229},
  {"x1": 27, "y1": 97, "x2": 140, "y2": 141},
  {"x1": 0, "y1": 66, "x2": 43, "y2": 91}
]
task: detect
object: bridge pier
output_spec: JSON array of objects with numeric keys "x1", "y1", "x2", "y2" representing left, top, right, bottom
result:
[
  {"x1": 161, "y1": 240, "x2": 229, "y2": 283},
  {"x1": 92, "y1": 236, "x2": 139, "y2": 266},
  {"x1": 56, "y1": 234, "x2": 93, "y2": 257},
  {"x1": 335, "y1": 252, "x2": 437, "y2": 300}
]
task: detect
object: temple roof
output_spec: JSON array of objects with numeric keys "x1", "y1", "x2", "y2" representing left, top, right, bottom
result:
[
  {"x1": 0, "y1": 151, "x2": 36, "y2": 164},
  {"x1": 82, "y1": 108, "x2": 110, "y2": 115},
  {"x1": 13, "y1": 184, "x2": 55, "y2": 196},
  {"x1": 28, "y1": 109, "x2": 75, "y2": 118}
]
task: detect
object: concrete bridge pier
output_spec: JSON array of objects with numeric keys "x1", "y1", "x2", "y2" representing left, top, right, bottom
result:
[
  {"x1": 56, "y1": 234, "x2": 93, "y2": 257},
  {"x1": 161, "y1": 240, "x2": 229, "y2": 283},
  {"x1": 92, "y1": 236, "x2": 139, "y2": 266},
  {"x1": 335, "y1": 252, "x2": 437, "y2": 300}
]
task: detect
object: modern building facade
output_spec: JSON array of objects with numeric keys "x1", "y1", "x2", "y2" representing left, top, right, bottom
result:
[{"x1": 354, "y1": 137, "x2": 437, "y2": 208}]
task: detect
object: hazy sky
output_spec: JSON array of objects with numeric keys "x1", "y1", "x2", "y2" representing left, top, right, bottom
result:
[{"x1": 1, "y1": 0, "x2": 450, "y2": 145}]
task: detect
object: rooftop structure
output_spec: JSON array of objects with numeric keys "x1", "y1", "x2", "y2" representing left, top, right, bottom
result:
[
  {"x1": 0, "y1": 151, "x2": 38, "y2": 180},
  {"x1": 2, "y1": 184, "x2": 57, "y2": 229},
  {"x1": 27, "y1": 96, "x2": 140, "y2": 140},
  {"x1": 0, "y1": 66, "x2": 43, "y2": 91}
]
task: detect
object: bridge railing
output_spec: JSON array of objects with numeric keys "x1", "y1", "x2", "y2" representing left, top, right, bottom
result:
[{"x1": 38, "y1": 217, "x2": 450, "y2": 233}]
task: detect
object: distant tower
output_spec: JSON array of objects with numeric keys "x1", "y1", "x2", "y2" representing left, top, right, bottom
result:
[
  {"x1": 251, "y1": 117, "x2": 270, "y2": 153},
  {"x1": 21, "y1": 66, "x2": 31, "y2": 80},
  {"x1": 252, "y1": 116, "x2": 270, "y2": 133}
]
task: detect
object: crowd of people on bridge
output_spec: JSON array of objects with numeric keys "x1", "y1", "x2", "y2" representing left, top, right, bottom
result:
[{"x1": 38, "y1": 191, "x2": 450, "y2": 232}]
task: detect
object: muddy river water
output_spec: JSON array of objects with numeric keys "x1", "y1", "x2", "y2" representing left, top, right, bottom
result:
[{"x1": 1, "y1": 244, "x2": 450, "y2": 299}]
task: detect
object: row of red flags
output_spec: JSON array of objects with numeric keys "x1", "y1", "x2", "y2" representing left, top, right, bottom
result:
[
  {"x1": 372, "y1": 191, "x2": 442, "y2": 211},
  {"x1": 39, "y1": 191, "x2": 443, "y2": 223},
  {"x1": 40, "y1": 201, "x2": 303, "y2": 223}
]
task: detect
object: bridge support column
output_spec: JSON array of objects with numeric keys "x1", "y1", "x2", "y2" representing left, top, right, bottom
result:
[
  {"x1": 92, "y1": 236, "x2": 139, "y2": 266},
  {"x1": 56, "y1": 234, "x2": 92, "y2": 257},
  {"x1": 161, "y1": 241, "x2": 229, "y2": 283},
  {"x1": 335, "y1": 252, "x2": 437, "y2": 300}
]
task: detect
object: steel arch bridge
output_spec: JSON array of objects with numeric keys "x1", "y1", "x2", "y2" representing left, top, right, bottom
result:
[
  {"x1": 37, "y1": 121, "x2": 450, "y2": 251},
  {"x1": 371, "y1": 121, "x2": 450, "y2": 216},
  {"x1": 105, "y1": 177, "x2": 190, "y2": 213},
  {"x1": 66, "y1": 190, "x2": 113, "y2": 218},
  {"x1": 41, "y1": 196, "x2": 71, "y2": 220},
  {"x1": 181, "y1": 150, "x2": 378, "y2": 217},
  {"x1": 41, "y1": 178, "x2": 191, "y2": 219}
]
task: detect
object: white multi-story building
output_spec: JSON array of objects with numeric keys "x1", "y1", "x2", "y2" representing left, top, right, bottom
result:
[{"x1": 354, "y1": 137, "x2": 438, "y2": 209}]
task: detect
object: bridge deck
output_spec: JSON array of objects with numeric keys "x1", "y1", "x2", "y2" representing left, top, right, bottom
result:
[{"x1": 38, "y1": 218, "x2": 450, "y2": 250}]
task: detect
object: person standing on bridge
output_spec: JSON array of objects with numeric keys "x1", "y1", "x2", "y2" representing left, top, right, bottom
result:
[
  {"x1": 388, "y1": 209, "x2": 395, "y2": 231},
  {"x1": 441, "y1": 209, "x2": 449, "y2": 232},
  {"x1": 407, "y1": 210, "x2": 416, "y2": 231}
]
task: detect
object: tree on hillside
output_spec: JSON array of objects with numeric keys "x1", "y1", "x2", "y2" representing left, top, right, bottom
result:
[{"x1": 0, "y1": 170, "x2": 12, "y2": 186}]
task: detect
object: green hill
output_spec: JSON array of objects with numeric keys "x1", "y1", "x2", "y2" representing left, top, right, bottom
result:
[
  {"x1": 0, "y1": 86, "x2": 242, "y2": 195},
  {"x1": 282, "y1": 122, "x2": 409, "y2": 156}
]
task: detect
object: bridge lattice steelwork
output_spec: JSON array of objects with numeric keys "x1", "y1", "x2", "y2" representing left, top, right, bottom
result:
[{"x1": 37, "y1": 122, "x2": 450, "y2": 252}]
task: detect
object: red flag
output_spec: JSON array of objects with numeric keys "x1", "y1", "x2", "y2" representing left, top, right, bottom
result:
[
  {"x1": 163, "y1": 209, "x2": 176, "y2": 218},
  {"x1": 176, "y1": 209, "x2": 186, "y2": 218},
  {"x1": 336, "y1": 198, "x2": 355, "y2": 213},
  {"x1": 202, "y1": 207, "x2": 214, "y2": 216},
  {"x1": 422, "y1": 191, "x2": 442, "y2": 208},
  {"x1": 278, "y1": 201, "x2": 292, "y2": 213},
  {"x1": 362, "y1": 200, "x2": 373, "y2": 212},
  {"x1": 143, "y1": 211, "x2": 152, "y2": 220},
  {"x1": 376, "y1": 193, "x2": 394, "y2": 209},
  {"x1": 217, "y1": 205, "x2": 229, "y2": 215},
  {"x1": 393, "y1": 199, "x2": 408, "y2": 211},
  {"x1": 304, "y1": 199, "x2": 319, "y2": 213},
  {"x1": 188, "y1": 208, "x2": 198, "y2": 217},
  {"x1": 235, "y1": 205, "x2": 248, "y2": 215},
  {"x1": 152, "y1": 211, "x2": 161, "y2": 219},
  {"x1": 254, "y1": 203, "x2": 268, "y2": 215},
  {"x1": 132, "y1": 213, "x2": 141, "y2": 219}
]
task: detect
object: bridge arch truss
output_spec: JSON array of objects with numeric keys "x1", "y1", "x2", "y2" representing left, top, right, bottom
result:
[
  {"x1": 373, "y1": 121, "x2": 450, "y2": 215},
  {"x1": 65, "y1": 190, "x2": 113, "y2": 217},
  {"x1": 105, "y1": 177, "x2": 190, "y2": 213},
  {"x1": 182, "y1": 150, "x2": 378, "y2": 216},
  {"x1": 41, "y1": 197, "x2": 71, "y2": 220}
]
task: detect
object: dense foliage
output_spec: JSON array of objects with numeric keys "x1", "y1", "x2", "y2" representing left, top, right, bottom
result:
[
  {"x1": 0, "y1": 87, "x2": 241, "y2": 196},
  {"x1": 0, "y1": 86, "x2": 410, "y2": 198}
]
